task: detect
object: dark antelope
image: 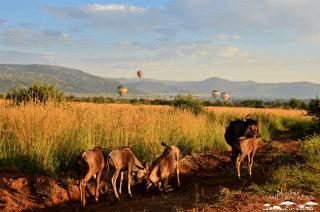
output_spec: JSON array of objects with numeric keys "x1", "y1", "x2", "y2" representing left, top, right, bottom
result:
[{"x1": 224, "y1": 114, "x2": 259, "y2": 165}]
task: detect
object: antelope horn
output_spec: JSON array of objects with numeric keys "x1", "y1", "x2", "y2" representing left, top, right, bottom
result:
[{"x1": 245, "y1": 114, "x2": 250, "y2": 120}]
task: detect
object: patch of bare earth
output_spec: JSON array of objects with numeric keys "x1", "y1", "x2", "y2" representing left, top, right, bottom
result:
[{"x1": 1, "y1": 132, "x2": 319, "y2": 212}]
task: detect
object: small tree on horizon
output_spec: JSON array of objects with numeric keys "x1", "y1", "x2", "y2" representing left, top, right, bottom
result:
[
  {"x1": 6, "y1": 81, "x2": 65, "y2": 105},
  {"x1": 174, "y1": 93, "x2": 205, "y2": 115},
  {"x1": 306, "y1": 97, "x2": 320, "y2": 132}
]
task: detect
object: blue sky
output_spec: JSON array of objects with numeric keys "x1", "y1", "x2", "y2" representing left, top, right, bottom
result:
[{"x1": 1, "y1": 0, "x2": 320, "y2": 83}]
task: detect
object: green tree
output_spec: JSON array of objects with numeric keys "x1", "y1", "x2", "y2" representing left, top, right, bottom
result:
[
  {"x1": 254, "y1": 100, "x2": 265, "y2": 108},
  {"x1": 307, "y1": 97, "x2": 320, "y2": 119},
  {"x1": 174, "y1": 94, "x2": 204, "y2": 115},
  {"x1": 6, "y1": 81, "x2": 65, "y2": 105},
  {"x1": 288, "y1": 98, "x2": 301, "y2": 109},
  {"x1": 274, "y1": 100, "x2": 284, "y2": 108},
  {"x1": 306, "y1": 97, "x2": 320, "y2": 132}
]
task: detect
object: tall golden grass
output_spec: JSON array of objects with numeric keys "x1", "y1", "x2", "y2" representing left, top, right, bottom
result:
[
  {"x1": 206, "y1": 106, "x2": 307, "y2": 117},
  {"x1": 0, "y1": 100, "x2": 314, "y2": 173}
]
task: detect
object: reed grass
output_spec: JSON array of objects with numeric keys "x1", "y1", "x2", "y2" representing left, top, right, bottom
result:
[{"x1": 0, "y1": 101, "x2": 315, "y2": 174}]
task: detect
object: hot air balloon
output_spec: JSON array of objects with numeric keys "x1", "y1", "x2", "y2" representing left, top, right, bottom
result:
[
  {"x1": 221, "y1": 93, "x2": 229, "y2": 102},
  {"x1": 117, "y1": 86, "x2": 127, "y2": 96},
  {"x1": 212, "y1": 90, "x2": 220, "y2": 99},
  {"x1": 137, "y1": 70, "x2": 143, "y2": 78}
]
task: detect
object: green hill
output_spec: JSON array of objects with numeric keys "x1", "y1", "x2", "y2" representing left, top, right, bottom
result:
[{"x1": 0, "y1": 64, "x2": 148, "y2": 96}]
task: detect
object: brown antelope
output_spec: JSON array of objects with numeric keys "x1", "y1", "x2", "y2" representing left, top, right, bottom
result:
[
  {"x1": 144, "y1": 142, "x2": 180, "y2": 192},
  {"x1": 225, "y1": 114, "x2": 260, "y2": 165},
  {"x1": 233, "y1": 135, "x2": 259, "y2": 181},
  {"x1": 77, "y1": 146, "x2": 105, "y2": 208},
  {"x1": 106, "y1": 147, "x2": 146, "y2": 200}
]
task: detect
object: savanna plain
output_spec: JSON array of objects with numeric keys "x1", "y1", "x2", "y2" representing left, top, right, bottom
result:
[{"x1": 0, "y1": 100, "x2": 320, "y2": 211}]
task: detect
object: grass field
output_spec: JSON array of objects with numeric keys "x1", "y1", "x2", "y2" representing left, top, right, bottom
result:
[{"x1": 0, "y1": 100, "x2": 316, "y2": 174}]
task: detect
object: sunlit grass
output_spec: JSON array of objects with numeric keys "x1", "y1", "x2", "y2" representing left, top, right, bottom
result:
[
  {"x1": 257, "y1": 164, "x2": 320, "y2": 196},
  {"x1": 0, "y1": 101, "x2": 316, "y2": 174}
]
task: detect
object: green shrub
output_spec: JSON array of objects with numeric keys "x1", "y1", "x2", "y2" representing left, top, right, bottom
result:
[
  {"x1": 301, "y1": 135, "x2": 320, "y2": 163},
  {"x1": 265, "y1": 164, "x2": 320, "y2": 196},
  {"x1": 6, "y1": 81, "x2": 65, "y2": 105},
  {"x1": 174, "y1": 94, "x2": 205, "y2": 115}
]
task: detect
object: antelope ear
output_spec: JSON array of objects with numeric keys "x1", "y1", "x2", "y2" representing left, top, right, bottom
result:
[
  {"x1": 135, "y1": 164, "x2": 144, "y2": 170},
  {"x1": 143, "y1": 162, "x2": 150, "y2": 170}
]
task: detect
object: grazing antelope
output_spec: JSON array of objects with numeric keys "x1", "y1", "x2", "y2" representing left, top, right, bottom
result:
[
  {"x1": 106, "y1": 147, "x2": 146, "y2": 200},
  {"x1": 77, "y1": 146, "x2": 105, "y2": 208},
  {"x1": 144, "y1": 142, "x2": 180, "y2": 192}
]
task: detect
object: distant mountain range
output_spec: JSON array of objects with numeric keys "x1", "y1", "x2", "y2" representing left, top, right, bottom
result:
[
  {"x1": 0, "y1": 64, "x2": 147, "y2": 97},
  {"x1": 0, "y1": 64, "x2": 319, "y2": 100}
]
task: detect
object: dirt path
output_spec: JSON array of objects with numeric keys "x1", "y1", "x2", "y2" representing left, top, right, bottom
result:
[{"x1": 1, "y1": 133, "x2": 319, "y2": 212}]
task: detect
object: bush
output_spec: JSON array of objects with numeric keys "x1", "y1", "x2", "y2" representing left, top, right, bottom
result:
[
  {"x1": 288, "y1": 98, "x2": 302, "y2": 109},
  {"x1": 307, "y1": 97, "x2": 320, "y2": 119},
  {"x1": 173, "y1": 94, "x2": 205, "y2": 115},
  {"x1": 6, "y1": 81, "x2": 65, "y2": 105},
  {"x1": 301, "y1": 135, "x2": 320, "y2": 163}
]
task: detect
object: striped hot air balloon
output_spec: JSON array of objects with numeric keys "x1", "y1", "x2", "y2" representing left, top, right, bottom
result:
[
  {"x1": 117, "y1": 85, "x2": 127, "y2": 96},
  {"x1": 221, "y1": 93, "x2": 229, "y2": 102},
  {"x1": 137, "y1": 70, "x2": 144, "y2": 78},
  {"x1": 212, "y1": 90, "x2": 220, "y2": 99}
]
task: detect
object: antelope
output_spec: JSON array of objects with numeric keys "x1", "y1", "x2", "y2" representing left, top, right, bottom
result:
[
  {"x1": 106, "y1": 147, "x2": 146, "y2": 200},
  {"x1": 77, "y1": 146, "x2": 105, "y2": 208},
  {"x1": 233, "y1": 135, "x2": 259, "y2": 181},
  {"x1": 225, "y1": 114, "x2": 260, "y2": 165},
  {"x1": 144, "y1": 142, "x2": 180, "y2": 192}
]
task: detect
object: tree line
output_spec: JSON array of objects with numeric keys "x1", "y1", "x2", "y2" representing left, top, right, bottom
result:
[
  {"x1": 64, "y1": 95, "x2": 307, "y2": 110},
  {"x1": 0, "y1": 82, "x2": 315, "y2": 112}
]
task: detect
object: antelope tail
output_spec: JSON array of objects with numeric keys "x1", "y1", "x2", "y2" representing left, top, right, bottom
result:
[
  {"x1": 161, "y1": 142, "x2": 170, "y2": 148},
  {"x1": 103, "y1": 155, "x2": 111, "y2": 181}
]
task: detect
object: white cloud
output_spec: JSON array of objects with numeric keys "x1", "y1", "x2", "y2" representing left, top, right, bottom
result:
[
  {"x1": 83, "y1": 3, "x2": 126, "y2": 12},
  {"x1": 41, "y1": 52, "x2": 55, "y2": 60},
  {"x1": 0, "y1": 28, "x2": 75, "y2": 47},
  {"x1": 294, "y1": 32, "x2": 320, "y2": 42},
  {"x1": 216, "y1": 34, "x2": 241, "y2": 41},
  {"x1": 270, "y1": 0, "x2": 307, "y2": 2},
  {"x1": 35, "y1": 1, "x2": 320, "y2": 40},
  {"x1": 216, "y1": 34, "x2": 229, "y2": 41},
  {"x1": 119, "y1": 41, "x2": 143, "y2": 53},
  {"x1": 166, "y1": 0, "x2": 320, "y2": 38},
  {"x1": 232, "y1": 35, "x2": 241, "y2": 40},
  {"x1": 36, "y1": 3, "x2": 172, "y2": 33},
  {"x1": 120, "y1": 41, "x2": 130, "y2": 47},
  {"x1": 218, "y1": 46, "x2": 241, "y2": 57}
]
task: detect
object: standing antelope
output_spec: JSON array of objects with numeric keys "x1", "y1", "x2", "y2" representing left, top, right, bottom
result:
[
  {"x1": 106, "y1": 147, "x2": 147, "y2": 200},
  {"x1": 225, "y1": 114, "x2": 260, "y2": 166},
  {"x1": 233, "y1": 135, "x2": 259, "y2": 181},
  {"x1": 77, "y1": 146, "x2": 105, "y2": 208}
]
